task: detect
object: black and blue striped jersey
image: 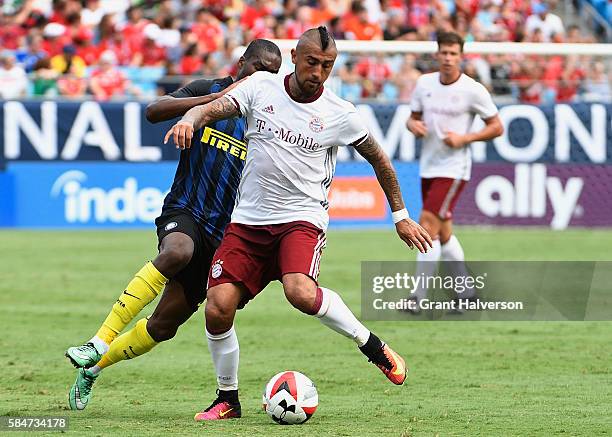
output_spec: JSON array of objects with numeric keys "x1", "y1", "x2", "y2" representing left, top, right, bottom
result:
[{"x1": 162, "y1": 77, "x2": 246, "y2": 242}]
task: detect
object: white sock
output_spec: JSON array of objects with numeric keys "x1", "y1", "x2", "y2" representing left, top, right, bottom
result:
[
  {"x1": 441, "y1": 235, "x2": 464, "y2": 261},
  {"x1": 88, "y1": 365, "x2": 101, "y2": 375},
  {"x1": 206, "y1": 326, "x2": 239, "y2": 391},
  {"x1": 413, "y1": 239, "x2": 441, "y2": 301},
  {"x1": 441, "y1": 235, "x2": 474, "y2": 298},
  {"x1": 89, "y1": 335, "x2": 110, "y2": 354},
  {"x1": 315, "y1": 287, "x2": 370, "y2": 347}
]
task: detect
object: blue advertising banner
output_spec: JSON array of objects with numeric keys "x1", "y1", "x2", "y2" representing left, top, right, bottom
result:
[
  {"x1": 1, "y1": 100, "x2": 611, "y2": 229},
  {"x1": 7, "y1": 162, "x2": 175, "y2": 228},
  {"x1": 3, "y1": 162, "x2": 420, "y2": 229}
]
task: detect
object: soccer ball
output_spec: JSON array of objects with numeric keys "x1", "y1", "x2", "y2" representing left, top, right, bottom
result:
[{"x1": 262, "y1": 371, "x2": 318, "y2": 425}]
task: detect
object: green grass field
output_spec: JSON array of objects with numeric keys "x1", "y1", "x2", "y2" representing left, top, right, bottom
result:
[{"x1": 1, "y1": 228, "x2": 611, "y2": 436}]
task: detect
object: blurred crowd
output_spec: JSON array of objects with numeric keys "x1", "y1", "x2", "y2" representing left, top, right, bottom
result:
[{"x1": 0, "y1": 0, "x2": 610, "y2": 103}]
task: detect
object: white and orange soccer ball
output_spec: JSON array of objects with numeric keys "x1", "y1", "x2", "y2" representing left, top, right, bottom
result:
[{"x1": 262, "y1": 371, "x2": 318, "y2": 425}]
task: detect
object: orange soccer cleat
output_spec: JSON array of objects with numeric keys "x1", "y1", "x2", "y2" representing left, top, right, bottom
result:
[{"x1": 370, "y1": 344, "x2": 407, "y2": 385}]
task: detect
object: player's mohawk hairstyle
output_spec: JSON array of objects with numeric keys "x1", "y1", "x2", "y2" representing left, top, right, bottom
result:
[{"x1": 317, "y1": 26, "x2": 331, "y2": 50}]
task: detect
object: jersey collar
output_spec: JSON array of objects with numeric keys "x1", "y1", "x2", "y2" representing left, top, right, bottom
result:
[
  {"x1": 284, "y1": 74, "x2": 324, "y2": 103},
  {"x1": 438, "y1": 71, "x2": 463, "y2": 86}
]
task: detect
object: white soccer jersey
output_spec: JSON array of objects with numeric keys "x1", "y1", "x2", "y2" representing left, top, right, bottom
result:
[
  {"x1": 225, "y1": 71, "x2": 369, "y2": 230},
  {"x1": 410, "y1": 72, "x2": 498, "y2": 181}
]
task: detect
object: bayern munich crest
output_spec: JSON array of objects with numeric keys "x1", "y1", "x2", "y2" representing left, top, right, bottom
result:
[
  {"x1": 309, "y1": 116, "x2": 324, "y2": 133},
  {"x1": 211, "y1": 259, "x2": 223, "y2": 279}
]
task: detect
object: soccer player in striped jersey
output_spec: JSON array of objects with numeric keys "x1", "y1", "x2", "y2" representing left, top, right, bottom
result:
[
  {"x1": 65, "y1": 40, "x2": 282, "y2": 411},
  {"x1": 405, "y1": 32, "x2": 503, "y2": 309}
]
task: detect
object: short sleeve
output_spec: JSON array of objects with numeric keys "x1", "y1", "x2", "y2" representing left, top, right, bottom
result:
[
  {"x1": 342, "y1": 109, "x2": 369, "y2": 148},
  {"x1": 410, "y1": 78, "x2": 424, "y2": 113},
  {"x1": 225, "y1": 72, "x2": 262, "y2": 116},
  {"x1": 471, "y1": 83, "x2": 498, "y2": 119},
  {"x1": 169, "y1": 79, "x2": 213, "y2": 98}
]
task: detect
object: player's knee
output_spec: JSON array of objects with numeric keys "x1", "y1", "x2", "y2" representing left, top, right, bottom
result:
[
  {"x1": 146, "y1": 317, "x2": 179, "y2": 342},
  {"x1": 283, "y1": 280, "x2": 316, "y2": 314},
  {"x1": 156, "y1": 245, "x2": 193, "y2": 275},
  {"x1": 205, "y1": 295, "x2": 234, "y2": 328}
]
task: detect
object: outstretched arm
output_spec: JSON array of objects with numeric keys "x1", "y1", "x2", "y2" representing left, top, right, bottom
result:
[
  {"x1": 146, "y1": 78, "x2": 245, "y2": 123},
  {"x1": 146, "y1": 95, "x2": 222, "y2": 123},
  {"x1": 355, "y1": 135, "x2": 433, "y2": 253},
  {"x1": 163, "y1": 96, "x2": 240, "y2": 149}
]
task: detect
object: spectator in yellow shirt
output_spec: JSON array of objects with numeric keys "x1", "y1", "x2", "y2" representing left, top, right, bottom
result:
[{"x1": 51, "y1": 45, "x2": 86, "y2": 78}]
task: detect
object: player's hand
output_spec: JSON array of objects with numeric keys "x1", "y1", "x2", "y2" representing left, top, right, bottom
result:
[
  {"x1": 164, "y1": 120, "x2": 194, "y2": 150},
  {"x1": 395, "y1": 218, "x2": 433, "y2": 253},
  {"x1": 443, "y1": 131, "x2": 467, "y2": 148},
  {"x1": 406, "y1": 119, "x2": 428, "y2": 138}
]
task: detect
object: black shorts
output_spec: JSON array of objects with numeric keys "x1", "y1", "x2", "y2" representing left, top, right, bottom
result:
[{"x1": 155, "y1": 209, "x2": 218, "y2": 311}]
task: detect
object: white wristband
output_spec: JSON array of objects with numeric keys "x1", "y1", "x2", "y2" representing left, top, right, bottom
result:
[{"x1": 392, "y1": 208, "x2": 409, "y2": 224}]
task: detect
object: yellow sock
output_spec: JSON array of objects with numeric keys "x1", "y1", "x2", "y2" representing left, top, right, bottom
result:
[
  {"x1": 97, "y1": 318, "x2": 158, "y2": 370},
  {"x1": 96, "y1": 262, "x2": 167, "y2": 345}
]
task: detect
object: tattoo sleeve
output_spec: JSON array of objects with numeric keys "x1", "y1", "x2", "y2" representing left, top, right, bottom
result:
[
  {"x1": 355, "y1": 135, "x2": 405, "y2": 212},
  {"x1": 181, "y1": 96, "x2": 241, "y2": 130}
]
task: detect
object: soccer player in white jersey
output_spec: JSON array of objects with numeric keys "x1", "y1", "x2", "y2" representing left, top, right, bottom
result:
[
  {"x1": 164, "y1": 27, "x2": 432, "y2": 420},
  {"x1": 405, "y1": 31, "x2": 504, "y2": 307}
]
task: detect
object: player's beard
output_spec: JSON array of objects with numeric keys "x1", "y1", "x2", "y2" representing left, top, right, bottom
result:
[{"x1": 294, "y1": 71, "x2": 320, "y2": 98}]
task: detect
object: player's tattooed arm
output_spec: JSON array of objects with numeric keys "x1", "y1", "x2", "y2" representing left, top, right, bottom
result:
[
  {"x1": 356, "y1": 135, "x2": 433, "y2": 253},
  {"x1": 163, "y1": 97, "x2": 240, "y2": 149},
  {"x1": 183, "y1": 96, "x2": 240, "y2": 130},
  {"x1": 355, "y1": 135, "x2": 404, "y2": 212}
]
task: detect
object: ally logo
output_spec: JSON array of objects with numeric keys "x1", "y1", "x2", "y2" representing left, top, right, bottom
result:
[{"x1": 475, "y1": 164, "x2": 584, "y2": 230}]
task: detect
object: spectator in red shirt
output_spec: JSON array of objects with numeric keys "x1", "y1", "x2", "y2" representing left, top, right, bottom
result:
[
  {"x1": 556, "y1": 56, "x2": 586, "y2": 102},
  {"x1": 344, "y1": 2, "x2": 383, "y2": 40},
  {"x1": 192, "y1": 8, "x2": 224, "y2": 54},
  {"x1": 202, "y1": 0, "x2": 233, "y2": 21},
  {"x1": 240, "y1": 0, "x2": 270, "y2": 29},
  {"x1": 180, "y1": 43, "x2": 202, "y2": 75},
  {"x1": 90, "y1": 50, "x2": 128, "y2": 101},
  {"x1": 122, "y1": 6, "x2": 149, "y2": 52},
  {"x1": 0, "y1": 12, "x2": 27, "y2": 50},
  {"x1": 74, "y1": 28, "x2": 100, "y2": 65},
  {"x1": 407, "y1": 0, "x2": 431, "y2": 28},
  {"x1": 249, "y1": 14, "x2": 277, "y2": 40},
  {"x1": 99, "y1": 24, "x2": 135, "y2": 66},
  {"x1": 42, "y1": 22, "x2": 71, "y2": 57},
  {"x1": 511, "y1": 58, "x2": 543, "y2": 104},
  {"x1": 131, "y1": 24, "x2": 166, "y2": 67},
  {"x1": 356, "y1": 54, "x2": 392, "y2": 97}
]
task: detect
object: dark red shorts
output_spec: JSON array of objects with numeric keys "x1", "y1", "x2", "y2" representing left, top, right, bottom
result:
[
  {"x1": 421, "y1": 177, "x2": 467, "y2": 220},
  {"x1": 207, "y1": 220, "x2": 326, "y2": 299}
]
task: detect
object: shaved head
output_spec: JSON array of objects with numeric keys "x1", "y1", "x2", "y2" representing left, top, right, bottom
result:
[
  {"x1": 296, "y1": 26, "x2": 336, "y2": 53},
  {"x1": 289, "y1": 27, "x2": 338, "y2": 99}
]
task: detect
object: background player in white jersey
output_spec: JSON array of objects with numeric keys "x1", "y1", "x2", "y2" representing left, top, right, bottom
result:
[
  {"x1": 164, "y1": 27, "x2": 432, "y2": 420},
  {"x1": 405, "y1": 31, "x2": 504, "y2": 307}
]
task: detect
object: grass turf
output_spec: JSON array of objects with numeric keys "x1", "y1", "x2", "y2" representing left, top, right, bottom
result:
[{"x1": 0, "y1": 227, "x2": 610, "y2": 436}]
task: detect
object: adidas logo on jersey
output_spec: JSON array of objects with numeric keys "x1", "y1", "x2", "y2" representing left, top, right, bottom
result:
[{"x1": 262, "y1": 105, "x2": 275, "y2": 114}]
